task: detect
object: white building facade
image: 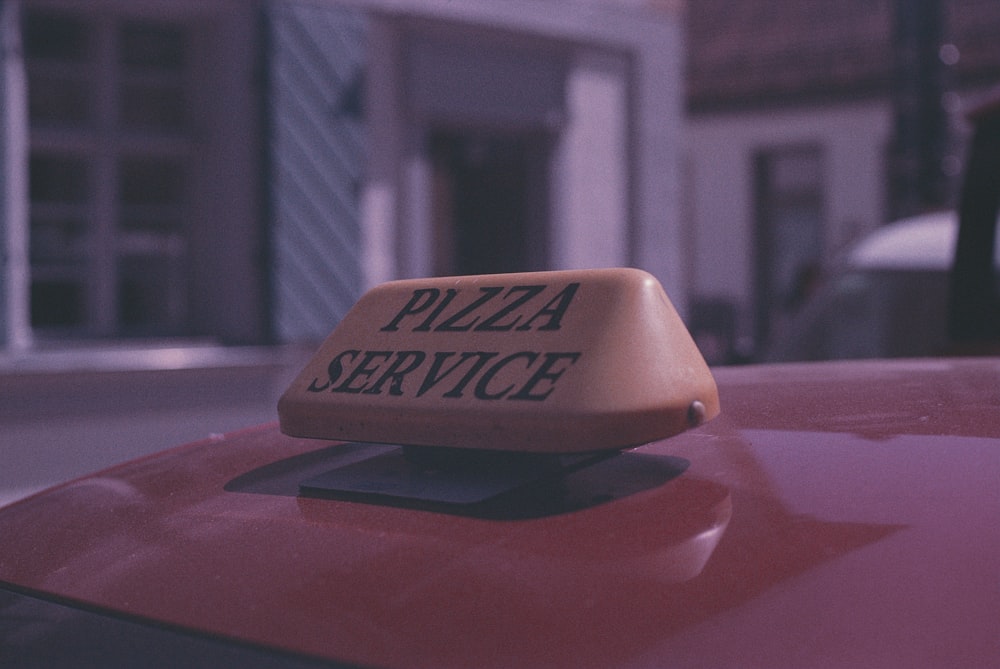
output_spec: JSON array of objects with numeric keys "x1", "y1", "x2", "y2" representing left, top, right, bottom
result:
[
  {"x1": 0, "y1": 0, "x2": 686, "y2": 350},
  {"x1": 683, "y1": 100, "x2": 895, "y2": 359},
  {"x1": 681, "y1": 0, "x2": 1000, "y2": 362}
]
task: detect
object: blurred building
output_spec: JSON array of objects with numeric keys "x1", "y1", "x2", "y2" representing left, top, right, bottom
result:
[
  {"x1": 0, "y1": 0, "x2": 685, "y2": 505},
  {"x1": 0, "y1": 0, "x2": 685, "y2": 352},
  {"x1": 683, "y1": 0, "x2": 1000, "y2": 361}
]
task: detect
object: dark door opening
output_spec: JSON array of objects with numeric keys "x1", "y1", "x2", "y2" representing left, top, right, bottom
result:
[
  {"x1": 754, "y1": 147, "x2": 825, "y2": 352},
  {"x1": 430, "y1": 131, "x2": 549, "y2": 276}
]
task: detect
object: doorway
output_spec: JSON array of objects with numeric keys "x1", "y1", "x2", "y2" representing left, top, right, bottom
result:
[
  {"x1": 429, "y1": 130, "x2": 550, "y2": 276},
  {"x1": 754, "y1": 146, "x2": 825, "y2": 352}
]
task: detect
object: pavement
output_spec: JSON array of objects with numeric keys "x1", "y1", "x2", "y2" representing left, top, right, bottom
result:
[{"x1": 0, "y1": 343, "x2": 312, "y2": 508}]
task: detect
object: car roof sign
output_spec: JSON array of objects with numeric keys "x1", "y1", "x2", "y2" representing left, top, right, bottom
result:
[{"x1": 279, "y1": 268, "x2": 718, "y2": 455}]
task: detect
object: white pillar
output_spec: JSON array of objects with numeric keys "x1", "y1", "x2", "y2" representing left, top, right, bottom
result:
[
  {"x1": 552, "y1": 50, "x2": 629, "y2": 270},
  {"x1": 360, "y1": 16, "x2": 402, "y2": 288}
]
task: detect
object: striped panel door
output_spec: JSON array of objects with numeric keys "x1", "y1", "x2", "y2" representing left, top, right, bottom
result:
[{"x1": 266, "y1": 1, "x2": 367, "y2": 342}]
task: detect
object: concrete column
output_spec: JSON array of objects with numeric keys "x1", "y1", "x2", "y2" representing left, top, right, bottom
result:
[{"x1": 552, "y1": 50, "x2": 629, "y2": 271}]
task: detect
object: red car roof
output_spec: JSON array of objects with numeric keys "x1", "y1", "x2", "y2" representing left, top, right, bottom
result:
[{"x1": 1, "y1": 358, "x2": 999, "y2": 667}]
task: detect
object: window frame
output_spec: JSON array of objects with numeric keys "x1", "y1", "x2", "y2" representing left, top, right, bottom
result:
[{"x1": 23, "y1": 7, "x2": 197, "y2": 339}]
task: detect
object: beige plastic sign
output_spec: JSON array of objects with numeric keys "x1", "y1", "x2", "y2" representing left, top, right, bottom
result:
[{"x1": 278, "y1": 268, "x2": 719, "y2": 453}]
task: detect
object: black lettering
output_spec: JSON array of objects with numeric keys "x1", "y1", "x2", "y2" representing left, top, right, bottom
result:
[
  {"x1": 516, "y1": 282, "x2": 580, "y2": 331},
  {"x1": 416, "y1": 352, "x2": 457, "y2": 397},
  {"x1": 380, "y1": 289, "x2": 440, "y2": 331},
  {"x1": 474, "y1": 352, "x2": 538, "y2": 400},
  {"x1": 510, "y1": 352, "x2": 581, "y2": 401},
  {"x1": 474, "y1": 285, "x2": 545, "y2": 331},
  {"x1": 307, "y1": 377, "x2": 330, "y2": 392},
  {"x1": 308, "y1": 349, "x2": 360, "y2": 392},
  {"x1": 414, "y1": 289, "x2": 458, "y2": 331},
  {"x1": 434, "y1": 287, "x2": 503, "y2": 332},
  {"x1": 417, "y1": 351, "x2": 497, "y2": 397},
  {"x1": 442, "y1": 352, "x2": 499, "y2": 398},
  {"x1": 331, "y1": 351, "x2": 392, "y2": 393},
  {"x1": 362, "y1": 350, "x2": 426, "y2": 395}
]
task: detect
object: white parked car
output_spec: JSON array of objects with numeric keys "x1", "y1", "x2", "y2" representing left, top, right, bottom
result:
[{"x1": 766, "y1": 210, "x2": 1000, "y2": 361}]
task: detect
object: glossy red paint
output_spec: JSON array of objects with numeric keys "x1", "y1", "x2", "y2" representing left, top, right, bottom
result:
[{"x1": 1, "y1": 358, "x2": 999, "y2": 667}]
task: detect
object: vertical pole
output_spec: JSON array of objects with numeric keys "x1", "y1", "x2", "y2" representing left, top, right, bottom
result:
[
  {"x1": 888, "y1": 0, "x2": 952, "y2": 221},
  {"x1": 1, "y1": 0, "x2": 32, "y2": 351},
  {"x1": 948, "y1": 103, "x2": 1000, "y2": 344}
]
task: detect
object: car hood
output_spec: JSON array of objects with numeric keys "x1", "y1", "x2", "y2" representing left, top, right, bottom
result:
[{"x1": 1, "y1": 358, "x2": 999, "y2": 668}]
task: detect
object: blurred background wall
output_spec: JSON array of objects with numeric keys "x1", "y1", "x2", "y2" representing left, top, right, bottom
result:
[{"x1": 1, "y1": 0, "x2": 999, "y2": 502}]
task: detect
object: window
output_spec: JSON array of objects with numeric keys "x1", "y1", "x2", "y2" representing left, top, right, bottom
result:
[{"x1": 25, "y1": 8, "x2": 193, "y2": 338}]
